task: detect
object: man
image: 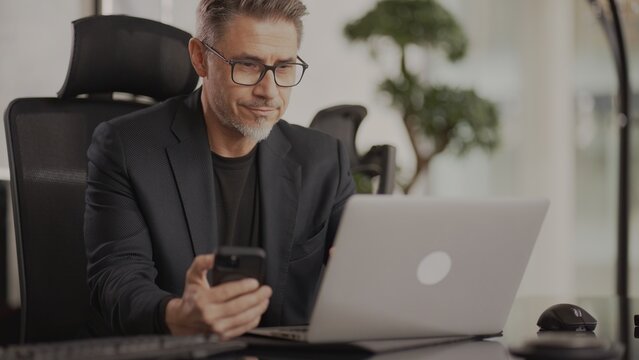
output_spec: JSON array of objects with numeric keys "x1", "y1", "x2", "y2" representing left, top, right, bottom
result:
[{"x1": 84, "y1": 0, "x2": 355, "y2": 339}]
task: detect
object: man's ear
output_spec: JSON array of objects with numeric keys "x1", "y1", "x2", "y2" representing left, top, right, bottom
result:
[{"x1": 188, "y1": 38, "x2": 208, "y2": 77}]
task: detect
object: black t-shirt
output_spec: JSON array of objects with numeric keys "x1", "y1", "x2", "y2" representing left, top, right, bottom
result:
[{"x1": 211, "y1": 146, "x2": 260, "y2": 247}]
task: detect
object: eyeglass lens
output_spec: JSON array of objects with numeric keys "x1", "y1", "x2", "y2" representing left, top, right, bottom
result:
[{"x1": 232, "y1": 60, "x2": 305, "y2": 87}]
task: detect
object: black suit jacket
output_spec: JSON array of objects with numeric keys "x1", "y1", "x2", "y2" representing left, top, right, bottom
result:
[{"x1": 84, "y1": 90, "x2": 355, "y2": 335}]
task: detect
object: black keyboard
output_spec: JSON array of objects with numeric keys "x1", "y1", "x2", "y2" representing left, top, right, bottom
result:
[{"x1": 1, "y1": 334, "x2": 245, "y2": 360}]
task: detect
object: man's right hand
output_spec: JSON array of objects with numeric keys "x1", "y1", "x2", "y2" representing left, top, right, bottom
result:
[{"x1": 164, "y1": 254, "x2": 272, "y2": 340}]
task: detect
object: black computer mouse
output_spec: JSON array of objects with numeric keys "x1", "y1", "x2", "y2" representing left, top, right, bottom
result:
[{"x1": 537, "y1": 303, "x2": 597, "y2": 332}]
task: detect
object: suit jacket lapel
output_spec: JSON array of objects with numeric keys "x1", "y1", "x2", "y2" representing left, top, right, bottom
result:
[
  {"x1": 258, "y1": 125, "x2": 301, "y2": 325},
  {"x1": 166, "y1": 90, "x2": 218, "y2": 256},
  {"x1": 165, "y1": 92, "x2": 301, "y2": 324}
]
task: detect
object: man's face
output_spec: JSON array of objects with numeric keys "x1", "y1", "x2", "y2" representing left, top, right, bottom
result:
[{"x1": 202, "y1": 15, "x2": 299, "y2": 142}]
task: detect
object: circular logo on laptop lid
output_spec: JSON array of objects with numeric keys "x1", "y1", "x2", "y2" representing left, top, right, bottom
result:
[{"x1": 417, "y1": 251, "x2": 452, "y2": 285}]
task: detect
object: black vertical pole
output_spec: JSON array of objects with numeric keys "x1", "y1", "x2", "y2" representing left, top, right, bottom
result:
[
  {"x1": 94, "y1": 0, "x2": 102, "y2": 15},
  {"x1": 608, "y1": 2, "x2": 631, "y2": 355},
  {"x1": 588, "y1": 2, "x2": 631, "y2": 354},
  {"x1": 588, "y1": 0, "x2": 632, "y2": 300},
  {"x1": 608, "y1": 0, "x2": 631, "y2": 300}
]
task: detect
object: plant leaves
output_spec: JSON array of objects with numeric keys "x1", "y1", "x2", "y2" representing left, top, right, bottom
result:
[{"x1": 344, "y1": 0, "x2": 468, "y2": 61}]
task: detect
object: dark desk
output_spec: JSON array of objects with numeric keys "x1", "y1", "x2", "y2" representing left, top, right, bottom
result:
[
  {"x1": 503, "y1": 296, "x2": 633, "y2": 357},
  {"x1": 242, "y1": 338, "x2": 511, "y2": 359},
  {"x1": 237, "y1": 296, "x2": 635, "y2": 359},
  {"x1": 357, "y1": 340, "x2": 509, "y2": 359},
  {"x1": 1, "y1": 296, "x2": 634, "y2": 359}
]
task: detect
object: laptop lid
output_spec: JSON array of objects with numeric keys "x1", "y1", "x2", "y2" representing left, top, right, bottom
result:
[{"x1": 307, "y1": 195, "x2": 549, "y2": 343}]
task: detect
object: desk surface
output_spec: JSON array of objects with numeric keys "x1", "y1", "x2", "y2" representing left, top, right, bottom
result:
[
  {"x1": 236, "y1": 296, "x2": 636, "y2": 359},
  {"x1": 243, "y1": 338, "x2": 512, "y2": 359},
  {"x1": 2, "y1": 296, "x2": 635, "y2": 359}
]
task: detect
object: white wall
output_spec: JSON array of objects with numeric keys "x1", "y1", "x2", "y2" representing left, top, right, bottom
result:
[
  {"x1": 0, "y1": 1, "x2": 93, "y2": 167},
  {"x1": 515, "y1": 0, "x2": 576, "y2": 296}
]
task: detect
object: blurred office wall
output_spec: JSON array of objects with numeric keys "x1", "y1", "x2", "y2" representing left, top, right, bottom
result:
[{"x1": 0, "y1": 1, "x2": 92, "y2": 169}]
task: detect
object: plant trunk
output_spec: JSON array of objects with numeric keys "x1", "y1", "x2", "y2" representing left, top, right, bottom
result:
[
  {"x1": 402, "y1": 112, "x2": 434, "y2": 194},
  {"x1": 400, "y1": 45, "x2": 408, "y2": 78},
  {"x1": 401, "y1": 126, "x2": 451, "y2": 194},
  {"x1": 397, "y1": 45, "x2": 450, "y2": 194},
  {"x1": 403, "y1": 157, "x2": 430, "y2": 194},
  {"x1": 399, "y1": 45, "x2": 424, "y2": 194}
]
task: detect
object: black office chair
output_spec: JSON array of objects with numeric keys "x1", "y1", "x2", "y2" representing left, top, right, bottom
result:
[
  {"x1": 4, "y1": 15, "x2": 198, "y2": 343},
  {"x1": 310, "y1": 105, "x2": 396, "y2": 194}
]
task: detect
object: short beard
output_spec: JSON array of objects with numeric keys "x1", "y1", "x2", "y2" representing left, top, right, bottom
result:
[
  {"x1": 219, "y1": 115, "x2": 274, "y2": 142},
  {"x1": 211, "y1": 92, "x2": 278, "y2": 142}
]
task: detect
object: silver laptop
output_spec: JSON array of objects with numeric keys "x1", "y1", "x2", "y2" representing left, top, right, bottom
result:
[{"x1": 250, "y1": 195, "x2": 549, "y2": 343}]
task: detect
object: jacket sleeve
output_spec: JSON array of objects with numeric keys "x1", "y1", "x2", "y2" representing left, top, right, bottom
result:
[
  {"x1": 84, "y1": 121, "x2": 173, "y2": 335},
  {"x1": 324, "y1": 139, "x2": 357, "y2": 262}
]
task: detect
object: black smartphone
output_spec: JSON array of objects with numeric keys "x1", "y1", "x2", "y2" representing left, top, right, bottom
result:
[{"x1": 211, "y1": 246, "x2": 266, "y2": 286}]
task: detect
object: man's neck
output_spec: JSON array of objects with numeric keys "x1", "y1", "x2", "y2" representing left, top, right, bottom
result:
[
  {"x1": 201, "y1": 99, "x2": 257, "y2": 158},
  {"x1": 209, "y1": 129, "x2": 257, "y2": 158}
]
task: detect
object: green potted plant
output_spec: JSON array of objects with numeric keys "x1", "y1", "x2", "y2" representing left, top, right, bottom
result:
[{"x1": 344, "y1": 0, "x2": 500, "y2": 194}]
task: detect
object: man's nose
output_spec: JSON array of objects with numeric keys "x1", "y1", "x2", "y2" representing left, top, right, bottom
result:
[{"x1": 253, "y1": 70, "x2": 279, "y2": 99}]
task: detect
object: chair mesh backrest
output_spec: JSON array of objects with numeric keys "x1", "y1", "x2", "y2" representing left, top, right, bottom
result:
[
  {"x1": 5, "y1": 99, "x2": 147, "y2": 342},
  {"x1": 5, "y1": 14, "x2": 197, "y2": 343}
]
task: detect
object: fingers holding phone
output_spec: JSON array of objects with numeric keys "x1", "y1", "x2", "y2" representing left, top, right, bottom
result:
[
  {"x1": 205, "y1": 278, "x2": 271, "y2": 339},
  {"x1": 165, "y1": 249, "x2": 271, "y2": 339},
  {"x1": 207, "y1": 247, "x2": 270, "y2": 339}
]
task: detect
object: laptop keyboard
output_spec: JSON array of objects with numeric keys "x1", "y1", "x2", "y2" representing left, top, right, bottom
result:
[
  {"x1": 268, "y1": 326, "x2": 309, "y2": 341},
  {"x1": 1, "y1": 334, "x2": 245, "y2": 360}
]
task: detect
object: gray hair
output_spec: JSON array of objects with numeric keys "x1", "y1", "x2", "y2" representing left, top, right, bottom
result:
[{"x1": 196, "y1": 0, "x2": 308, "y2": 47}]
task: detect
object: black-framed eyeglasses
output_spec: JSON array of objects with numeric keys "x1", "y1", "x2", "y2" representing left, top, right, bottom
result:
[{"x1": 199, "y1": 39, "x2": 309, "y2": 87}]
